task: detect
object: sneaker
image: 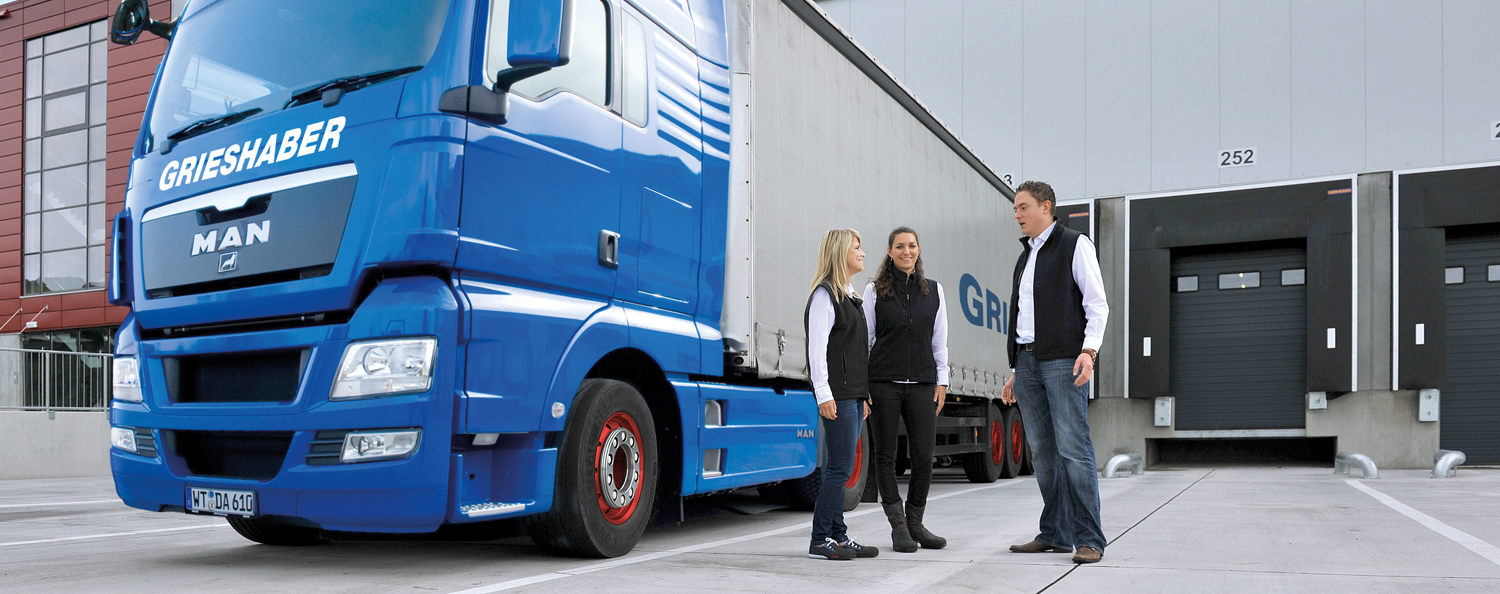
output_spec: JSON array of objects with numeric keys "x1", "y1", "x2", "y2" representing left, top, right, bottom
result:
[
  {"x1": 838, "y1": 536, "x2": 880, "y2": 558},
  {"x1": 808, "y1": 537, "x2": 855, "y2": 560}
]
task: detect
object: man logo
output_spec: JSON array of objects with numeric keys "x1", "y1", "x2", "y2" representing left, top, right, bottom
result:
[
  {"x1": 797, "y1": 429, "x2": 815, "y2": 438},
  {"x1": 218, "y1": 252, "x2": 238, "y2": 274}
]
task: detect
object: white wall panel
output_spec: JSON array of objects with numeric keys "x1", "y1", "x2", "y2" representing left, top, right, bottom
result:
[
  {"x1": 1290, "y1": 0, "x2": 1365, "y2": 178},
  {"x1": 1084, "y1": 0, "x2": 1151, "y2": 197},
  {"x1": 961, "y1": 0, "x2": 1023, "y2": 185},
  {"x1": 1150, "y1": 0, "x2": 1219, "y2": 191},
  {"x1": 817, "y1": 0, "x2": 851, "y2": 30},
  {"x1": 904, "y1": 0, "x2": 965, "y2": 133},
  {"x1": 1021, "y1": 0, "x2": 1086, "y2": 197},
  {"x1": 1443, "y1": 0, "x2": 1500, "y2": 165},
  {"x1": 1218, "y1": 0, "x2": 1291, "y2": 186},
  {"x1": 1365, "y1": 0, "x2": 1442, "y2": 171}
]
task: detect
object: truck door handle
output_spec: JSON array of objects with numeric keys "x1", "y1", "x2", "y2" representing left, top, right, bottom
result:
[{"x1": 598, "y1": 230, "x2": 620, "y2": 269}]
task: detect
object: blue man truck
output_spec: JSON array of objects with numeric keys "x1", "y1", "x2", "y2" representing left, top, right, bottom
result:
[{"x1": 105, "y1": 0, "x2": 1023, "y2": 557}]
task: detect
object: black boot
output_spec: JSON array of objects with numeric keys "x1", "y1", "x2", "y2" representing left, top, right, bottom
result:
[
  {"x1": 882, "y1": 502, "x2": 919, "y2": 553},
  {"x1": 906, "y1": 502, "x2": 946, "y2": 549}
]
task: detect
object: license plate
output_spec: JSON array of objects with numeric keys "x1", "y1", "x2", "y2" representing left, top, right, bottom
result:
[{"x1": 187, "y1": 487, "x2": 256, "y2": 516}]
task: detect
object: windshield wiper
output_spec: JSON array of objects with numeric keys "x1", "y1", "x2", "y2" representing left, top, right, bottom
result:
[
  {"x1": 159, "y1": 107, "x2": 263, "y2": 154},
  {"x1": 283, "y1": 66, "x2": 424, "y2": 110}
]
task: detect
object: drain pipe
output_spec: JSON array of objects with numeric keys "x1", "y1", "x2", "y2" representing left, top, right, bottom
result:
[
  {"x1": 1103, "y1": 453, "x2": 1144, "y2": 479},
  {"x1": 1432, "y1": 450, "x2": 1466, "y2": 479},
  {"x1": 1334, "y1": 451, "x2": 1379, "y2": 479}
]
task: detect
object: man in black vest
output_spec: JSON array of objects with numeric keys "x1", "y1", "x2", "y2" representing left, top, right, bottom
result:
[{"x1": 999, "y1": 181, "x2": 1110, "y2": 564}]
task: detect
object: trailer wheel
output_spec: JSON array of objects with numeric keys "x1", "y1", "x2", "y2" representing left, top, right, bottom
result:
[
  {"x1": 842, "y1": 420, "x2": 870, "y2": 511},
  {"x1": 226, "y1": 516, "x2": 326, "y2": 546},
  {"x1": 1018, "y1": 412, "x2": 1035, "y2": 476},
  {"x1": 528, "y1": 379, "x2": 657, "y2": 558},
  {"x1": 998, "y1": 406, "x2": 1022, "y2": 478},
  {"x1": 962, "y1": 401, "x2": 1005, "y2": 483}
]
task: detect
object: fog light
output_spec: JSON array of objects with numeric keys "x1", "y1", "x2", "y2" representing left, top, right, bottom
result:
[
  {"x1": 330, "y1": 338, "x2": 436, "y2": 400},
  {"x1": 340, "y1": 429, "x2": 421, "y2": 463},
  {"x1": 111, "y1": 427, "x2": 137, "y2": 453},
  {"x1": 113, "y1": 357, "x2": 142, "y2": 403}
]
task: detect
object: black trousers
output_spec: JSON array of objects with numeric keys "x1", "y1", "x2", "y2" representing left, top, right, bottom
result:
[{"x1": 870, "y1": 381, "x2": 937, "y2": 508}]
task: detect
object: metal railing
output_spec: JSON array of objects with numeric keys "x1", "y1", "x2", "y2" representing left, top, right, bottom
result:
[
  {"x1": 1103, "y1": 453, "x2": 1144, "y2": 478},
  {"x1": 1335, "y1": 451, "x2": 1379, "y2": 479},
  {"x1": 0, "y1": 347, "x2": 113, "y2": 412}
]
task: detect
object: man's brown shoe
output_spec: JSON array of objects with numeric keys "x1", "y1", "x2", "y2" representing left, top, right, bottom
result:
[
  {"x1": 1072, "y1": 546, "x2": 1102, "y2": 563},
  {"x1": 1009, "y1": 539, "x2": 1071, "y2": 553}
]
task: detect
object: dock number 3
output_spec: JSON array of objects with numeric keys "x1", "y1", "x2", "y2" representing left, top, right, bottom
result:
[{"x1": 1219, "y1": 148, "x2": 1256, "y2": 168}]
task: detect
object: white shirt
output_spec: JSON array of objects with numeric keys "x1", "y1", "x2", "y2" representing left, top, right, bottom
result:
[
  {"x1": 807, "y1": 284, "x2": 858, "y2": 405},
  {"x1": 1015, "y1": 221, "x2": 1109, "y2": 359},
  {"x1": 862, "y1": 280, "x2": 950, "y2": 386}
]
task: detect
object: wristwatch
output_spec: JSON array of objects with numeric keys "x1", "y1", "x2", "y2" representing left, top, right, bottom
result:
[{"x1": 1081, "y1": 348, "x2": 1097, "y2": 364}]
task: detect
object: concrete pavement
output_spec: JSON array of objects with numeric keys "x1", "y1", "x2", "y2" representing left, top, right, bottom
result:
[{"x1": 2, "y1": 467, "x2": 1498, "y2": 593}]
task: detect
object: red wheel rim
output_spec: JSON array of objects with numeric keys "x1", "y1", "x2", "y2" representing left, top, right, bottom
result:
[
  {"x1": 990, "y1": 420, "x2": 1004, "y2": 466},
  {"x1": 1010, "y1": 419, "x2": 1025, "y2": 464},
  {"x1": 595, "y1": 411, "x2": 645, "y2": 525},
  {"x1": 845, "y1": 432, "x2": 864, "y2": 489}
]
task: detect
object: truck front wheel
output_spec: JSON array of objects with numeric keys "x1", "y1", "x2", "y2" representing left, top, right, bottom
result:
[
  {"x1": 226, "y1": 516, "x2": 326, "y2": 546},
  {"x1": 529, "y1": 379, "x2": 658, "y2": 558}
]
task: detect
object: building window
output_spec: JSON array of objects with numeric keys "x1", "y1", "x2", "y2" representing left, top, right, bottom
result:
[
  {"x1": 1445, "y1": 267, "x2": 1465, "y2": 285},
  {"x1": 1175, "y1": 276, "x2": 1198, "y2": 292},
  {"x1": 1218, "y1": 272, "x2": 1261, "y2": 290},
  {"x1": 1281, "y1": 268, "x2": 1306, "y2": 286},
  {"x1": 23, "y1": 22, "x2": 109, "y2": 295}
]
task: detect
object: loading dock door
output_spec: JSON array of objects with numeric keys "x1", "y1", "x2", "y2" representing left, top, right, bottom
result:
[
  {"x1": 1170, "y1": 242, "x2": 1308, "y2": 430},
  {"x1": 1443, "y1": 228, "x2": 1500, "y2": 463}
]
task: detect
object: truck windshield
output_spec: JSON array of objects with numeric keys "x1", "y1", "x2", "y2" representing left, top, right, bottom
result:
[{"x1": 145, "y1": 0, "x2": 450, "y2": 152}]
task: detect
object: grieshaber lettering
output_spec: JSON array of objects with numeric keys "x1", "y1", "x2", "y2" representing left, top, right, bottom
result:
[{"x1": 158, "y1": 116, "x2": 346, "y2": 192}]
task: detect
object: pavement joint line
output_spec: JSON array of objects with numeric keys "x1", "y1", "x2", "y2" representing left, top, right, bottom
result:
[
  {"x1": 445, "y1": 478, "x2": 1032, "y2": 594},
  {"x1": 0, "y1": 499, "x2": 122, "y2": 509},
  {"x1": 1035, "y1": 468, "x2": 1216, "y2": 594},
  {"x1": 1345, "y1": 479, "x2": 1500, "y2": 568},
  {"x1": 0, "y1": 523, "x2": 227, "y2": 548}
]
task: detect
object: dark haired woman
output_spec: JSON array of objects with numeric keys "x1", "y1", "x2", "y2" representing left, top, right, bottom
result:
[
  {"x1": 803, "y1": 228, "x2": 877, "y2": 560},
  {"x1": 861, "y1": 226, "x2": 948, "y2": 552}
]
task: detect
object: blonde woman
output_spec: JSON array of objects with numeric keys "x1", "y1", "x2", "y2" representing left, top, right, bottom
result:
[{"x1": 802, "y1": 228, "x2": 876, "y2": 560}]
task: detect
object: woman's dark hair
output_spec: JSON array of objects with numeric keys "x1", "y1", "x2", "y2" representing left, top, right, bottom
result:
[{"x1": 873, "y1": 226, "x2": 930, "y2": 301}]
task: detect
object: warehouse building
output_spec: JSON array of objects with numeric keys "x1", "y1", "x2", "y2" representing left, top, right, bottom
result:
[{"x1": 815, "y1": 0, "x2": 1500, "y2": 467}]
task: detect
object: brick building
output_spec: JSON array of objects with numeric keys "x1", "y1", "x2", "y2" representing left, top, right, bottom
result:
[{"x1": 0, "y1": 0, "x2": 172, "y2": 353}]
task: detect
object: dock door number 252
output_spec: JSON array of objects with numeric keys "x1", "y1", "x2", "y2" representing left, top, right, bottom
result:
[{"x1": 1219, "y1": 147, "x2": 1257, "y2": 168}]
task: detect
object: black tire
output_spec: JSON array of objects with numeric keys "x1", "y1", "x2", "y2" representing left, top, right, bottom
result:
[
  {"x1": 528, "y1": 379, "x2": 657, "y2": 558},
  {"x1": 999, "y1": 406, "x2": 1023, "y2": 479},
  {"x1": 226, "y1": 516, "x2": 326, "y2": 546},
  {"x1": 962, "y1": 401, "x2": 1005, "y2": 483},
  {"x1": 1018, "y1": 412, "x2": 1036, "y2": 476},
  {"x1": 842, "y1": 420, "x2": 870, "y2": 511}
]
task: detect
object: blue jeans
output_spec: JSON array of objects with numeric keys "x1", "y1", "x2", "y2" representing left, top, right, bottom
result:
[
  {"x1": 1014, "y1": 350, "x2": 1104, "y2": 551},
  {"x1": 811, "y1": 398, "x2": 862, "y2": 544}
]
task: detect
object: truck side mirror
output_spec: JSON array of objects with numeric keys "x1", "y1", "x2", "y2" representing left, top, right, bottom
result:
[
  {"x1": 110, "y1": 0, "x2": 175, "y2": 45},
  {"x1": 507, "y1": 0, "x2": 575, "y2": 70},
  {"x1": 439, "y1": 0, "x2": 576, "y2": 124}
]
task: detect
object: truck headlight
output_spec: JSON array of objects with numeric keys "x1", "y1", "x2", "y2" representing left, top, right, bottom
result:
[
  {"x1": 341, "y1": 429, "x2": 421, "y2": 463},
  {"x1": 330, "y1": 338, "x2": 437, "y2": 400},
  {"x1": 110, "y1": 427, "x2": 137, "y2": 453},
  {"x1": 113, "y1": 357, "x2": 142, "y2": 403}
]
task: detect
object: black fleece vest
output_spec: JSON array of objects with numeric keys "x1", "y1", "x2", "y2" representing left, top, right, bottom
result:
[
  {"x1": 804, "y1": 282, "x2": 870, "y2": 400},
  {"x1": 1007, "y1": 222, "x2": 1088, "y2": 367},
  {"x1": 868, "y1": 273, "x2": 940, "y2": 384}
]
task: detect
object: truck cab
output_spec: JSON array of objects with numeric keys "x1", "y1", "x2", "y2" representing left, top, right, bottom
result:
[{"x1": 108, "y1": 0, "x2": 819, "y2": 558}]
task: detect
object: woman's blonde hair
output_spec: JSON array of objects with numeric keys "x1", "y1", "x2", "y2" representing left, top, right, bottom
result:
[{"x1": 809, "y1": 228, "x2": 862, "y2": 302}]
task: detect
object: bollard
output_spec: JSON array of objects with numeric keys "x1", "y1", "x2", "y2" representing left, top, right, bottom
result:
[
  {"x1": 1432, "y1": 450, "x2": 1466, "y2": 479},
  {"x1": 1103, "y1": 453, "x2": 1144, "y2": 479},
  {"x1": 1334, "y1": 451, "x2": 1379, "y2": 479}
]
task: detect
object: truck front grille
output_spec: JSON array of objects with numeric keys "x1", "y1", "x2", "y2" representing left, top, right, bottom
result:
[
  {"x1": 167, "y1": 350, "x2": 306, "y2": 403},
  {"x1": 167, "y1": 430, "x2": 293, "y2": 481},
  {"x1": 305, "y1": 430, "x2": 352, "y2": 466}
]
